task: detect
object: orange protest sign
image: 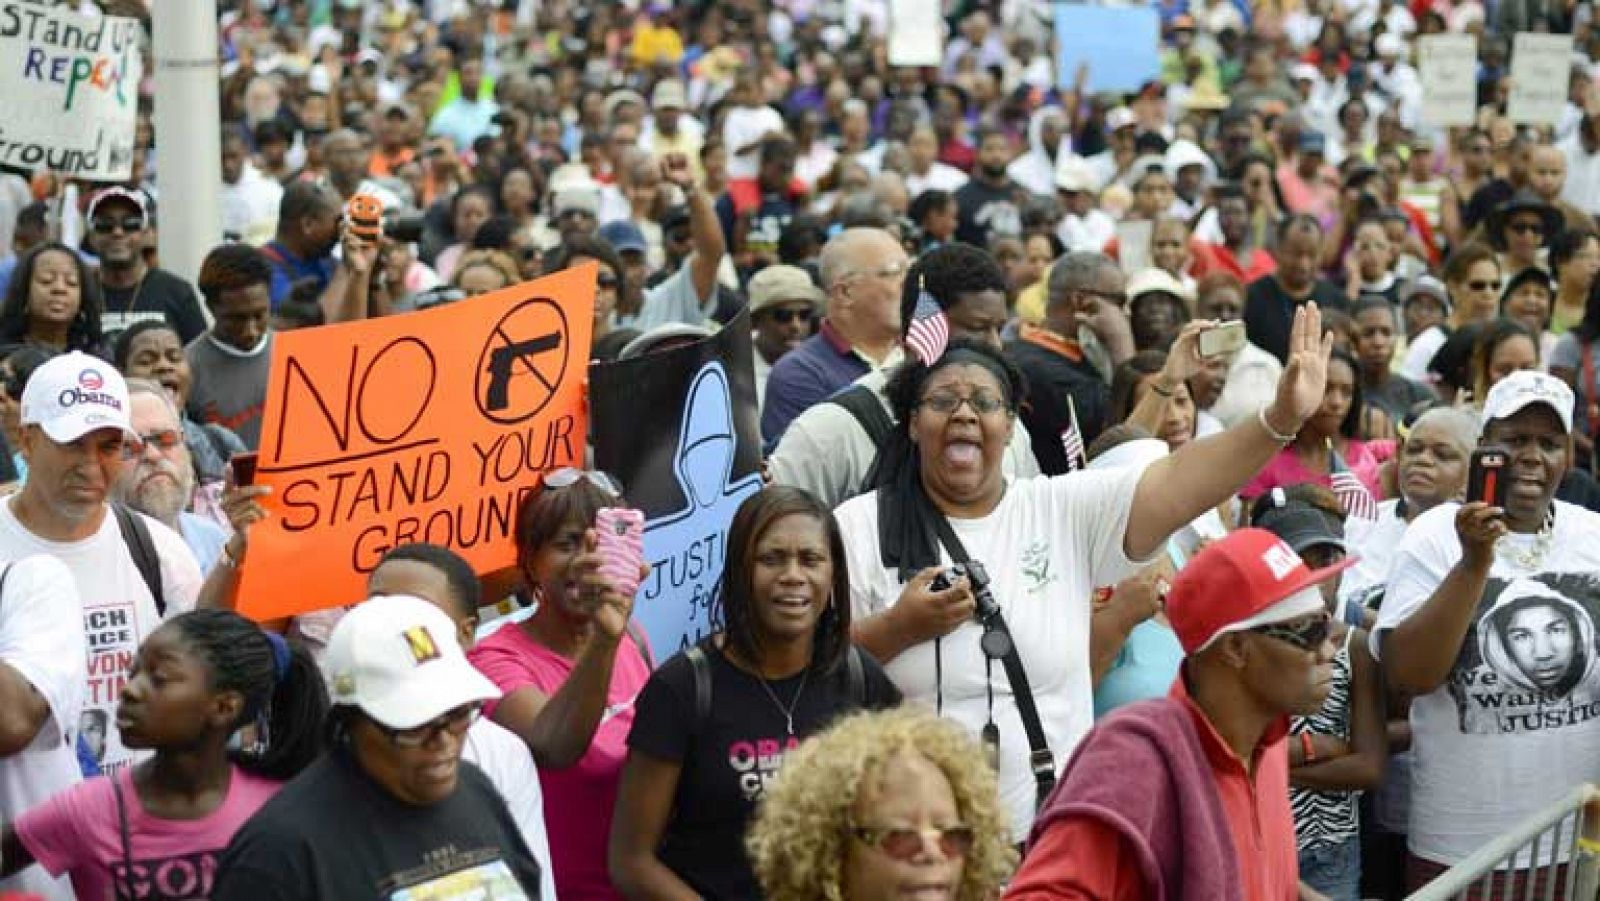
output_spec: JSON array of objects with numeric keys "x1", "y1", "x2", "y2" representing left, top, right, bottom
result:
[{"x1": 235, "y1": 264, "x2": 596, "y2": 620}]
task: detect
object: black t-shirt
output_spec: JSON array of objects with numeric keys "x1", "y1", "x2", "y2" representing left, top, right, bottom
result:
[
  {"x1": 1006, "y1": 335, "x2": 1112, "y2": 476},
  {"x1": 954, "y1": 178, "x2": 1024, "y2": 247},
  {"x1": 627, "y1": 642, "x2": 901, "y2": 899},
  {"x1": 99, "y1": 267, "x2": 208, "y2": 347},
  {"x1": 211, "y1": 750, "x2": 542, "y2": 900},
  {"x1": 1243, "y1": 275, "x2": 1350, "y2": 363}
]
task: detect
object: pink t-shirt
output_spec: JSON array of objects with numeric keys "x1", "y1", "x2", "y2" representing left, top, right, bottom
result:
[
  {"x1": 16, "y1": 764, "x2": 279, "y2": 900},
  {"x1": 468, "y1": 622, "x2": 652, "y2": 901},
  {"x1": 1241, "y1": 439, "x2": 1395, "y2": 501}
]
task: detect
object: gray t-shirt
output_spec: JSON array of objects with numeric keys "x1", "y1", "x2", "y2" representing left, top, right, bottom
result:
[{"x1": 185, "y1": 332, "x2": 272, "y2": 450}]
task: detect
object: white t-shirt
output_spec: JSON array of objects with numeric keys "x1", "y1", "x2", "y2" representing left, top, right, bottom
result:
[
  {"x1": 835, "y1": 466, "x2": 1150, "y2": 837},
  {"x1": 1371, "y1": 500, "x2": 1600, "y2": 867},
  {"x1": 721, "y1": 105, "x2": 786, "y2": 181},
  {"x1": 1400, "y1": 326, "x2": 1448, "y2": 385},
  {"x1": 0, "y1": 555, "x2": 84, "y2": 901},
  {"x1": 1342, "y1": 498, "x2": 1408, "y2": 612},
  {"x1": 462, "y1": 717, "x2": 559, "y2": 901},
  {"x1": 0, "y1": 501, "x2": 200, "y2": 775}
]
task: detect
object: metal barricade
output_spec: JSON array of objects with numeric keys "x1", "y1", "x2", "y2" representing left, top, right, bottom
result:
[{"x1": 1406, "y1": 784, "x2": 1600, "y2": 901}]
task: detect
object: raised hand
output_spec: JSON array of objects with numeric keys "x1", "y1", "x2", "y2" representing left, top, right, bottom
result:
[{"x1": 1269, "y1": 303, "x2": 1334, "y2": 435}]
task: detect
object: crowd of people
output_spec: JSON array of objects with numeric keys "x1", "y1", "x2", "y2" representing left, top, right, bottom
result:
[{"x1": 2, "y1": 0, "x2": 1600, "y2": 898}]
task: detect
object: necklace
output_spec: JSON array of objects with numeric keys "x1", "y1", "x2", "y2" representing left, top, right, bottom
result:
[
  {"x1": 754, "y1": 665, "x2": 811, "y2": 737},
  {"x1": 1496, "y1": 507, "x2": 1556, "y2": 570}
]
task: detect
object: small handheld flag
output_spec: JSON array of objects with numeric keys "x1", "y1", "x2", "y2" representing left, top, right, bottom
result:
[{"x1": 905, "y1": 276, "x2": 950, "y2": 366}]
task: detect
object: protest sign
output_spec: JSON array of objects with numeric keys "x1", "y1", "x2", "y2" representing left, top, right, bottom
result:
[
  {"x1": 236, "y1": 265, "x2": 595, "y2": 620},
  {"x1": 1508, "y1": 32, "x2": 1572, "y2": 125},
  {"x1": 0, "y1": 2, "x2": 141, "y2": 179},
  {"x1": 888, "y1": 0, "x2": 944, "y2": 67},
  {"x1": 1419, "y1": 34, "x2": 1478, "y2": 127},
  {"x1": 590, "y1": 309, "x2": 764, "y2": 655},
  {"x1": 1054, "y1": 5, "x2": 1160, "y2": 93}
]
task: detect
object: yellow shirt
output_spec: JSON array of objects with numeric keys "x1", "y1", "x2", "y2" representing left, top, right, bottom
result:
[
  {"x1": 631, "y1": 24, "x2": 684, "y2": 65},
  {"x1": 1015, "y1": 279, "x2": 1048, "y2": 325}
]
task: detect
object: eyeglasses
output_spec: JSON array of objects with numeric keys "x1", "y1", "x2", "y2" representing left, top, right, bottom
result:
[
  {"x1": 596, "y1": 273, "x2": 620, "y2": 289},
  {"x1": 122, "y1": 429, "x2": 182, "y2": 459},
  {"x1": 1508, "y1": 221, "x2": 1545, "y2": 236},
  {"x1": 1467, "y1": 280, "x2": 1501, "y2": 293},
  {"x1": 667, "y1": 227, "x2": 691, "y2": 242},
  {"x1": 851, "y1": 825, "x2": 975, "y2": 861},
  {"x1": 542, "y1": 467, "x2": 623, "y2": 496},
  {"x1": 92, "y1": 215, "x2": 145, "y2": 235},
  {"x1": 1251, "y1": 612, "x2": 1332, "y2": 653},
  {"x1": 375, "y1": 703, "x2": 482, "y2": 748},
  {"x1": 846, "y1": 260, "x2": 910, "y2": 283},
  {"x1": 917, "y1": 391, "x2": 1008, "y2": 416},
  {"x1": 765, "y1": 307, "x2": 814, "y2": 324}
]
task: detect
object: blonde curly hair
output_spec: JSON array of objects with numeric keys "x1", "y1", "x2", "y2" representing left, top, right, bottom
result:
[{"x1": 747, "y1": 706, "x2": 1015, "y2": 901}]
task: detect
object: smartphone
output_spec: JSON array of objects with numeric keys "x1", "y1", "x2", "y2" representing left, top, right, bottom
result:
[
  {"x1": 1197, "y1": 321, "x2": 1247, "y2": 359},
  {"x1": 594, "y1": 507, "x2": 646, "y2": 598},
  {"x1": 230, "y1": 452, "x2": 259, "y2": 487},
  {"x1": 1467, "y1": 446, "x2": 1510, "y2": 508}
]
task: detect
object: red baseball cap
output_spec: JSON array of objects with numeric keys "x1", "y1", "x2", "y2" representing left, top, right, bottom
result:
[{"x1": 1166, "y1": 528, "x2": 1357, "y2": 655}]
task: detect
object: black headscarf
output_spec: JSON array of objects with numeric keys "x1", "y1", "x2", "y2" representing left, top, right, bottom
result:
[{"x1": 869, "y1": 343, "x2": 1025, "y2": 581}]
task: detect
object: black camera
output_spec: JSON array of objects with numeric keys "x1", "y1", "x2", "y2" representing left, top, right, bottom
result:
[
  {"x1": 383, "y1": 210, "x2": 427, "y2": 244},
  {"x1": 929, "y1": 560, "x2": 1008, "y2": 657}
]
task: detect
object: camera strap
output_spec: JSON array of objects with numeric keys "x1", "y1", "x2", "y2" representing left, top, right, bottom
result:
[{"x1": 929, "y1": 513, "x2": 1057, "y2": 812}]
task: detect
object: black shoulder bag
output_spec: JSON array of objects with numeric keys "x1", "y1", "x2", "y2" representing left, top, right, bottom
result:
[{"x1": 929, "y1": 515, "x2": 1057, "y2": 812}]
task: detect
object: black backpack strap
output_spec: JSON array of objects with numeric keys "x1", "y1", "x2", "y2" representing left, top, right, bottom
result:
[
  {"x1": 685, "y1": 644, "x2": 712, "y2": 727},
  {"x1": 112, "y1": 504, "x2": 165, "y2": 618},
  {"x1": 846, "y1": 645, "x2": 866, "y2": 708},
  {"x1": 830, "y1": 384, "x2": 894, "y2": 448},
  {"x1": 930, "y1": 515, "x2": 1056, "y2": 812}
]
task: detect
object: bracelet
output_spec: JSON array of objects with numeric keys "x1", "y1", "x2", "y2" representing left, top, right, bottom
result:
[
  {"x1": 220, "y1": 543, "x2": 241, "y2": 569},
  {"x1": 1258, "y1": 406, "x2": 1297, "y2": 444},
  {"x1": 1150, "y1": 379, "x2": 1177, "y2": 398},
  {"x1": 1300, "y1": 731, "x2": 1316, "y2": 763}
]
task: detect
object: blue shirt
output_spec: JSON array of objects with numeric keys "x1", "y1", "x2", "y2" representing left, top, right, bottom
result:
[
  {"x1": 179, "y1": 511, "x2": 229, "y2": 575},
  {"x1": 429, "y1": 98, "x2": 498, "y2": 153},
  {"x1": 759, "y1": 320, "x2": 874, "y2": 445},
  {"x1": 1093, "y1": 618, "x2": 1186, "y2": 718},
  {"x1": 261, "y1": 240, "x2": 335, "y2": 309}
]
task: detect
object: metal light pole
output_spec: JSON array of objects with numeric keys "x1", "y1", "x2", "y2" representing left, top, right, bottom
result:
[{"x1": 152, "y1": 0, "x2": 221, "y2": 285}]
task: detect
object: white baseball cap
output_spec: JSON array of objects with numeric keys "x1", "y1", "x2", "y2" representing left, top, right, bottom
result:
[
  {"x1": 21, "y1": 351, "x2": 135, "y2": 444},
  {"x1": 325, "y1": 595, "x2": 501, "y2": 730},
  {"x1": 1481, "y1": 370, "x2": 1574, "y2": 436}
]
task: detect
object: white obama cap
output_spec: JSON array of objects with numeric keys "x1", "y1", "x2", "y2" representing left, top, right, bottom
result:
[
  {"x1": 20, "y1": 351, "x2": 134, "y2": 444},
  {"x1": 1481, "y1": 370, "x2": 1575, "y2": 436},
  {"x1": 325, "y1": 595, "x2": 501, "y2": 730}
]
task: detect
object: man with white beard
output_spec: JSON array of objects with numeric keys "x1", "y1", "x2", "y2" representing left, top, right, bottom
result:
[{"x1": 114, "y1": 380, "x2": 229, "y2": 574}]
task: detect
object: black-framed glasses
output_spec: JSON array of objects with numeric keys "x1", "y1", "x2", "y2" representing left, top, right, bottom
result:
[
  {"x1": 375, "y1": 703, "x2": 482, "y2": 748},
  {"x1": 1508, "y1": 221, "x2": 1545, "y2": 236},
  {"x1": 122, "y1": 429, "x2": 182, "y2": 459},
  {"x1": 851, "y1": 825, "x2": 976, "y2": 861},
  {"x1": 917, "y1": 391, "x2": 1008, "y2": 417},
  {"x1": 92, "y1": 215, "x2": 145, "y2": 235},
  {"x1": 1467, "y1": 280, "x2": 1500, "y2": 293},
  {"x1": 1251, "y1": 612, "x2": 1333, "y2": 653},
  {"x1": 596, "y1": 273, "x2": 620, "y2": 289},
  {"x1": 765, "y1": 307, "x2": 814, "y2": 324},
  {"x1": 543, "y1": 467, "x2": 623, "y2": 496}
]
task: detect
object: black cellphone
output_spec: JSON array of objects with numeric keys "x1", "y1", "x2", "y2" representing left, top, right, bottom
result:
[
  {"x1": 230, "y1": 452, "x2": 259, "y2": 487},
  {"x1": 1467, "y1": 446, "x2": 1510, "y2": 509}
]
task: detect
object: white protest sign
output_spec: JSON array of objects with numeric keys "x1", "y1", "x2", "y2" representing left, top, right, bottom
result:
[
  {"x1": 1508, "y1": 32, "x2": 1573, "y2": 125},
  {"x1": 1419, "y1": 34, "x2": 1478, "y2": 127},
  {"x1": 0, "y1": 2, "x2": 142, "y2": 180},
  {"x1": 1117, "y1": 220, "x2": 1153, "y2": 275},
  {"x1": 888, "y1": 0, "x2": 944, "y2": 67}
]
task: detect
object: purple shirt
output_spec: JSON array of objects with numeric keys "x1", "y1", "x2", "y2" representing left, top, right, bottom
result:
[{"x1": 760, "y1": 320, "x2": 874, "y2": 444}]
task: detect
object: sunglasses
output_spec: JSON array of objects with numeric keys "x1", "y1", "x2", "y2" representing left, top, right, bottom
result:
[
  {"x1": 1508, "y1": 221, "x2": 1545, "y2": 236},
  {"x1": 375, "y1": 703, "x2": 482, "y2": 749},
  {"x1": 667, "y1": 227, "x2": 691, "y2": 242},
  {"x1": 122, "y1": 429, "x2": 182, "y2": 459},
  {"x1": 918, "y1": 391, "x2": 1008, "y2": 416},
  {"x1": 542, "y1": 467, "x2": 623, "y2": 496},
  {"x1": 851, "y1": 825, "x2": 975, "y2": 861},
  {"x1": 596, "y1": 273, "x2": 621, "y2": 289},
  {"x1": 92, "y1": 215, "x2": 145, "y2": 235},
  {"x1": 1467, "y1": 280, "x2": 1501, "y2": 292},
  {"x1": 764, "y1": 307, "x2": 814, "y2": 324},
  {"x1": 1251, "y1": 611, "x2": 1333, "y2": 653}
]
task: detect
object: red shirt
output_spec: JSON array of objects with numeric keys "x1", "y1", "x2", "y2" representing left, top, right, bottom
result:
[
  {"x1": 1206, "y1": 242, "x2": 1279, "y2": 283},
  {"x1": 1005, "y1": 678, "x2": 1299, "y2": 901}
]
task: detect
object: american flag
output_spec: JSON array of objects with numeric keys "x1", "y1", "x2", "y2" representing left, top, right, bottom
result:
[
  {"x1": 905, "y1": 285, "x2": 949, "y2": 366},
  {"x1": 1329, "y1": 446, "x2": 1378, "y2": 521},
  {"x1": 1060, "y1": 395, "x2": 1086, "y2": 471}
]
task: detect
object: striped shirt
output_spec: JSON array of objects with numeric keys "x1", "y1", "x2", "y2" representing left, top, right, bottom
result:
[{"x1": 1290, "y1": 629, "x2": 1359, "y2": 853}]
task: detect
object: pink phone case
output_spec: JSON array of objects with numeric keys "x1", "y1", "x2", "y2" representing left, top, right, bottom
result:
[{"x1": 594, "y1": 507, "x2": 646, "y2": 597}]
